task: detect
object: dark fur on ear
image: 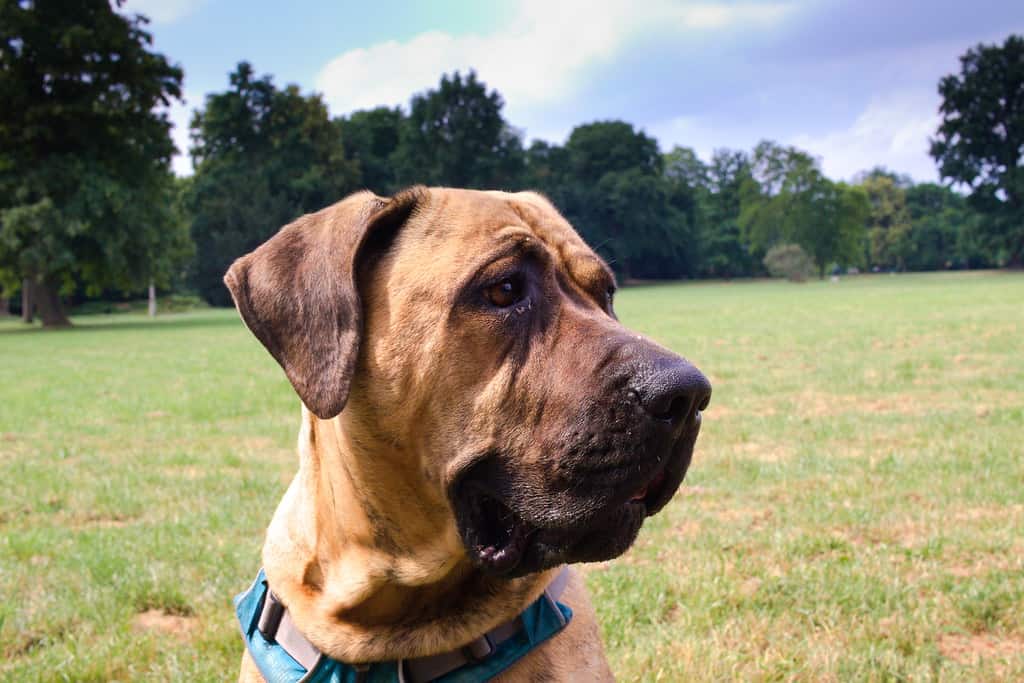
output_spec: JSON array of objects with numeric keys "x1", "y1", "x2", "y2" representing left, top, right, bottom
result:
[{"x1": 224, "y1": 187, "x2": 426, "y2": 419}]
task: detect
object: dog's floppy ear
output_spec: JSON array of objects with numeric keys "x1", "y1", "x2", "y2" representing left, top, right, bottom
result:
[{"x1": 224, "y1": 188, "x2": 425, "y2": 419}]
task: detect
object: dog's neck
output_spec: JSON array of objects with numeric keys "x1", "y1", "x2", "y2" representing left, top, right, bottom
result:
[{"x1": 259, "y1": 406, "x2": 556, "y2": 663}]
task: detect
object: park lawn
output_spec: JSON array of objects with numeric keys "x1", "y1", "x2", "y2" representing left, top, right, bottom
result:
[{"x1": 1, "y1": 270, "x2": 1022, "y2": 681}]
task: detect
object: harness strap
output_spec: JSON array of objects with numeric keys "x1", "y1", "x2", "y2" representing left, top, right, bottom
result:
[{"x1": 257, "y1": 567, "x2": 571, "y2": 683}]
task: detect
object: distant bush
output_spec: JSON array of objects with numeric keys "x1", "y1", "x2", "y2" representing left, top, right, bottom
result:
[
  {"x1": 763, "y1": 243, "x2": 816, "y2": 282},
  {"x1": 160, "y1": 294, "x2": 208, "y2": 313},
  {"x1": 71, "y1": 295, "x2": 208, "y2": 316}
]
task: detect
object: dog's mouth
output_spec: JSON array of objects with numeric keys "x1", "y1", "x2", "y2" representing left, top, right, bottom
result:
[
  {"x1": 464, "y1": 492, "x2": 534, "y2": 574},
  {"x1": 455, "y1": 459, "x2": 677, "y2": 576}
]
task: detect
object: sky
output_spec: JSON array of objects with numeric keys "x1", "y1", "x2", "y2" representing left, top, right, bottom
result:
[{"x1": 125, "y1": 0, "x2": 1024, "y2": 182}]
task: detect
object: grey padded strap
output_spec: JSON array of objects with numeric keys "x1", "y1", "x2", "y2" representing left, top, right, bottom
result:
[
  {"x1": 258, "y1": 591, "x2": 322, "y2": 672},
  {"x1": 277, "y1": 608, "x2": 323, "y2": 672},
  {"x1": 260, "y1": 566, "x2": 571, "y2": 682},
  {"x1": 544, "y1": 565, "x2": 570, "y2": 603},
  {"x1": 401, "y1": 566, "x2": 571, "y2": 683}
]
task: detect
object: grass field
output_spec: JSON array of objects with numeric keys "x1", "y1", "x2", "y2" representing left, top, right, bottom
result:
[{"x1": 2, "y1": 271, "x2": 1022, "y2": 681}]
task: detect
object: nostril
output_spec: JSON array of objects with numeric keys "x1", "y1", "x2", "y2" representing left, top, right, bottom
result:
[
  {"x1": 651, "y1": 394, "x2": 691, "y2": 424},
  {"x1": 637, "y1": 359, "x2": 712, "y2": 428}
]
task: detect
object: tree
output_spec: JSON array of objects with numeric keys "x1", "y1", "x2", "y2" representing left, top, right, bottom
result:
[
  {"x1": 800, "y1": 181, "x2": 869, "y2": 278},
  {"x1": 931, "y1": 34, "x2": 1024, "y2": 266},
  {"x1": 703, "y1": 149, "x2": 759, "y2": 277},
  {"x1": 523, "y1": 140, "x2": 570, "y2": 195},
  {"x1": 393, "y1": 71, "x2": 525, "y2": 188},
  {"x1": 738, "y1": 141, "x2": 821, "y2": 255},
  {"x1": 904, "y1": 183, "x2": 988, "y2": 270},
  {"x1": 188, "y1": 63, "x2": 359, "y2": 305},
  {"x1": 544, "y1": 121, "x2": 699, "y2": 278},
  {"x1": 663, "y1": 147, "x2": 709, "y2": 257},
  {"x1": 740, "y1": 141, "x2": 866, "y2": 277},
  {"x1": 336, "y1": 106, "x2": 404, "y2": 194},
  {"x1": 0, "y1": 0, "x2": 186, "y2": 326},
  {"x1": 859, "y1": 170, "x2": 912, "y2": 270},
  {"x1": 566, "y1": 121, "x2": 661, "y2": 186},
  {"x1": 669, "y1": 147, "x2": 760, "y2": 278},
  {"x1": 592, "y1": 167, "x2": 696, "y2": 278}
]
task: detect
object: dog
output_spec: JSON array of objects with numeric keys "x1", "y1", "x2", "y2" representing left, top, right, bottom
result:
[{"x1": 225, "y1": 187, "x2": 710, "y2": 682}]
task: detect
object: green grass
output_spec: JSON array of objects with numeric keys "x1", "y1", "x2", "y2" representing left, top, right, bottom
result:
[{"x1": 2, "y1": 271, "x2": 1022, "y2": 681}]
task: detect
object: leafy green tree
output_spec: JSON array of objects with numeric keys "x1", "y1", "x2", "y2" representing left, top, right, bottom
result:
[
  {"x1": 904, "y1": 183, "x2": 988, "y2": 270},
  {"x1": 738, "y1": 141, "x2": 822, "y2": 253},
  {"x1": 662, "y1": 146, "x2": 709, "y2": 268},
  {"x1": 188, "y1": 63, "x2": 359, "y2": 305},
  {"x1": 393, "y1": 71, "x2": 525, "y2": 188},
  {"x1": 931, "y1": 34, "x2": 1024, "y2": 266},
  {"x1": 543, "y1": 121, "x2": 699, "y2": 278},
  {"x1": 662, "y1": 145, "x2": 738, "y2": 277},
  {"x1": 859, "y1": 170, "x2": 912, "y2": 269},
  {"x1": 523, "y1": 140, "x2": 570, "y2": 194},
  {"x1": 566, "y1": 121, "x2": 662, "y2": 186},
  {"x1": 0, "y1": 0, "x2": 186, "y2": 326},
  {"x1": 336, "y1": 106, "x2": 404, "y2": 194},
  {"x1": 803, "y1": 181, "x2": 869, "y2": 278},
  {"x1": 591, "y1": 167, "x2": 696, "y2": 278},
  {"x1": 740, "y1": 141, "x2": 866, "y2": 277},
  {"x1": 687, "y1": 148, "x2": 758, "y2": 278},
  {"x1": 664, "y1": 146, "x2": 709, "y2": 190}
]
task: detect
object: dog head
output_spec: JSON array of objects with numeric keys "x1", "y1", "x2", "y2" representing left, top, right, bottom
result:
[{"x1": 226, "y1": 187, "x2": 710, "y2": 578}]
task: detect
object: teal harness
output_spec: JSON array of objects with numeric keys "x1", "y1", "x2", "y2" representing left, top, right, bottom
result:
[{"x1": 235, "y1": 569, "x2": 573, "y2": 683}]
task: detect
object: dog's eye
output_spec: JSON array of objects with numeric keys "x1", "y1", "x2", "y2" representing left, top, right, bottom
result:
[{"x1": 484, "y1": 275, "x2": 526, "y2": 308}]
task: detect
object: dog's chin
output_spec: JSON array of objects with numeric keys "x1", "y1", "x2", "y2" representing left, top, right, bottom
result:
[{"x1": 452, "y1": 438, "x2": 694, "y2": 578}]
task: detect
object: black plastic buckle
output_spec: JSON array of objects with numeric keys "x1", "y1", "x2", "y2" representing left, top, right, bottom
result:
[{"x1": 462, "y1": 633, "x2": 495, "y2": 662}]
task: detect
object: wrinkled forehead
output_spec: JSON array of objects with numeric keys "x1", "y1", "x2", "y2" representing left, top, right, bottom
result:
[{"x1": 398, "y1": 188, "x2": 615, "y2": 292}]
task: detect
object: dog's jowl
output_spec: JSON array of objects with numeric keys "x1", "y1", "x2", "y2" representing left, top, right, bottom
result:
[{"x1": 225, "y1": 187, "x2": 711, "y2": 682}]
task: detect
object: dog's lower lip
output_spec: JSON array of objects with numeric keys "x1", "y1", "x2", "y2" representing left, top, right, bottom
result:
[
  {"x1": 468, "y1": 492, "x2": 533, "y2": 573},
  {"x1": 477, "y1": 519, "x2": 528, "y2": 573},
  {"x1": 639, "y1": 469, "x2": 668, "y2": 505}
]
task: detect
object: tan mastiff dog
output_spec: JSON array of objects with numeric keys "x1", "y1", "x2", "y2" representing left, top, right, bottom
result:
[{"x1": 225, "y1": 187, "x2": 711, "y2": 682}]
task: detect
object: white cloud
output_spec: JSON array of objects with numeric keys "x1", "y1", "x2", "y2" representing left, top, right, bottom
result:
[
  {"x1": 122, "y1": 0, "x2": 205, "y2": 25},
  {"x1": 790, "y1": 90, "x2": 941, "y2": 182},
  {"x1": 315, "y1": 0, "x2": 792, "y2": 116}
]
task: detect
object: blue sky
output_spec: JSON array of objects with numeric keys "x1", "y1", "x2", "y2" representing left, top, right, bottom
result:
[{"x1": 126, "y1": 0, "x2": 1024, "y2": 182}]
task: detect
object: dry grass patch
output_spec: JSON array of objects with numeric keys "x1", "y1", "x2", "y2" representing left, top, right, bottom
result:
[
  {"x1": 794, "y1": 389, "x2": 946, "y2": 418},
  {"x1": 132, "y1": 609, "x2": 198, "y2": 641},
  {"x1": 938, "y1": 632, "x2": 1024, "y2": 671},
  {"x1": 731, "y1": 440, "x2": 794, "y2": 462}
]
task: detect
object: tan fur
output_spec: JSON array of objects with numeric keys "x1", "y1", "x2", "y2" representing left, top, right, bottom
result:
[{"x1": 229, "y1": 188, "x2": 635, "y2": 681}]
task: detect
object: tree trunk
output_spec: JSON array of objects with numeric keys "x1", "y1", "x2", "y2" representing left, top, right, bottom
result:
[
  {"x1": 35, "y1": 280, "x2": 70, "y2": 328},
  {"x1": 21, "y1": 278, "x2": 34, "y2": 323},
  {"x1": 0, "y1": 297, "x2": 8, "y2": 316},
  {"x1": 148, "y1": 280, "x2": 157, "y2": 317}
]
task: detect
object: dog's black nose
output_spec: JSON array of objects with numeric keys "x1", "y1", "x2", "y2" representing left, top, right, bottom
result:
[{"x1": 638, "y1": 355, "x2": 712, "y2": 428}]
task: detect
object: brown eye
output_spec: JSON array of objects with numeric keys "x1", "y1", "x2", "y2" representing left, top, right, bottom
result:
[{"x1": 484, "y1": 275, "x2": 526, "y2": 308}]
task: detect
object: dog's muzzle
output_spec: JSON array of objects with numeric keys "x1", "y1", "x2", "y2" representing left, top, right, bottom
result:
[{"x1": 453, "y1": 353, "x2": 711, "y2": 577}]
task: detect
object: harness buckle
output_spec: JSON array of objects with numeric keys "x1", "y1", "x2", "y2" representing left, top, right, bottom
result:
[
  {"x1": 461, "y1": 632, "x2": 495, "y2": 662},
  {"x1": 257, "y1": 590, "x2": 285, "y2": 642}
]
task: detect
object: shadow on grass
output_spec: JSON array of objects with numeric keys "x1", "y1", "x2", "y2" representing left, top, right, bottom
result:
[{"x1": 0, "y1": 311, "x2": 241, "y2": 335}]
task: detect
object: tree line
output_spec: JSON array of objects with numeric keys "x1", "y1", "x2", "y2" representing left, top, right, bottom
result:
[{"x1": 2, "y1": 2, "x2": 1021, "y2": 326}]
